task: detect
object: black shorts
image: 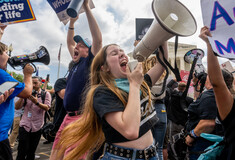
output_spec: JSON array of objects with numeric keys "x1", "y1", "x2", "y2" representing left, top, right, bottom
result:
[{"x1": 0, "y1": 139, "x2": 13, "y2": 160}]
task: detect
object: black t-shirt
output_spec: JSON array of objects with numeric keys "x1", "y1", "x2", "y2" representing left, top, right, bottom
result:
[
  {"x1": 53, "y1": 78, "x2": 67, "y2": 130},
  {"x1": 218, "y1": 99, "x2": 235, "y2": 159},
  {"x1": 186, "y1": 89, "x2": 217, "y2": 132},
  {"x1": 93, "y1": 75, "x2": 158, "y2": 143}
]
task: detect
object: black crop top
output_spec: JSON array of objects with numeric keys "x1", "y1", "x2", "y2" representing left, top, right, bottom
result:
[{"x1": 93, "y1": 74, "x2": 158, "y2": 143}]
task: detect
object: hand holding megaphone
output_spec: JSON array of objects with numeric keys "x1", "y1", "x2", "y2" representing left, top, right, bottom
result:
[{"x1": 23, "y1": 64, "x2": 34, "y2": 76}]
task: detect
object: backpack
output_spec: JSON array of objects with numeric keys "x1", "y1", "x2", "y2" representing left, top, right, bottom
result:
[{"x1": 165, "y1": 89, "x2": 193, "y2": 126}]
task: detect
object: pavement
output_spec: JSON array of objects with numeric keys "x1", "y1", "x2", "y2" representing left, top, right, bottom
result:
[{"x1": 12, "y1": 136, "x2": 53, "y2": 160}]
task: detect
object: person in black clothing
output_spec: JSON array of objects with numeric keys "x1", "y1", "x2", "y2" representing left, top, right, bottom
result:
[
  {"x1": 200, "y1": 26, "x2": 235, "y2": 159},
  {"x1": 56, "y1": 41, "x2": 168, "y2": 159},
  {"x1": 165, "y1": 81, "x2": 193, "y2": 138},
  {"x1": 185, "y1": 75, "x2": 218, "y2": 160},
  {"x1": 53, "y1": 78, "x2": 67, "y2": 133}
]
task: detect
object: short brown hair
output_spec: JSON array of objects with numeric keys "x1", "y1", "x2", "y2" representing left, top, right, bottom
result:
[{"x1": 0, "y1": 42, "x2": 8, "y2": 55}]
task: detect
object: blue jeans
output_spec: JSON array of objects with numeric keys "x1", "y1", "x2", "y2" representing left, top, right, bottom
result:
[
  {"x1": 101, "y1": 144, "x2": 159, "y2": 160},
  {"x1": 151, "y1": 103, "x2": 167, "y2": 160}
]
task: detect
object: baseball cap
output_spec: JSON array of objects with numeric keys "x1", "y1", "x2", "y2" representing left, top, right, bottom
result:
[{"x1": 73, "y1": 35, "x2": 91, "y2": 48}]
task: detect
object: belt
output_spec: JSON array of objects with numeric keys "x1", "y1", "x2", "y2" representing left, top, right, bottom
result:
[
  {"x1": 67, "y1": 111, "x2": 80, "y2": 117},
  {"x1": 104, "y1": 143, "x2": 156, "y2": 159}
]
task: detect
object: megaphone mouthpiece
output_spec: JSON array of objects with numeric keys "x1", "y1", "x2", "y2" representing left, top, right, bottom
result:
[{"x1": 164, "y1": 13, "x2": 178, "y2": 28}]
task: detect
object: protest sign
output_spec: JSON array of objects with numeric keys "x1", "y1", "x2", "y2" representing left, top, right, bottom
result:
[
  {"x1": 201, "y1": 0, "x2": 235, "y2": 61},
  {"x1": 220, "y1": 61, "x2": 235, "y2": 74},
  {"x1": 0, "y1": 0, "x2": 36, "y2": 25},
  {"x1": 135, "y1": 18, "x2": 153, "y2": 40},
  {"x1": 47, "y1": 0, "x2": 94, "y2": 25}
]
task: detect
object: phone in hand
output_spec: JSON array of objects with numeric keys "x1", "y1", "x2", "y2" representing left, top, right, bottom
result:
[
  {"x1": 0, "y1": 81, "x2": 19, "y2": 95},
  {"x1": 46, "y1": 74, "x2": 50, "y2": 81}
]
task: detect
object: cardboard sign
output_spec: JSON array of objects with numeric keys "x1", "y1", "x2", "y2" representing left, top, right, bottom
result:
[
  {"x1": 201, "y1": 0, "x2": 235, "y2": 60},
  {"x1": 0, "y1": 0, "x2": 36, "y2": 25},
  {"x1": 135, "y1": 18, "x2": 153, "y2": 40},
  {"x1": 47, "y1": 0, "x2": 95, "y2": 25},
  {"x1": 220, "y1": 61, "x2": 235, "y2": 73}
]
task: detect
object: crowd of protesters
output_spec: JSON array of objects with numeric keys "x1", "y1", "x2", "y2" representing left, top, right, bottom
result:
[{"x1": 1, "y1": 0, "x2": 235, "y2": 160}]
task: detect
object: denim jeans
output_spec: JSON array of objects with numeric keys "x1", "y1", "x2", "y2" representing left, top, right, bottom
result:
[
  {"x1": 151, "y1": 103, "x2": 167, "y2": 160},
  {"x1": 101, "y1": 144, "x2": 159, "y2": 160}
]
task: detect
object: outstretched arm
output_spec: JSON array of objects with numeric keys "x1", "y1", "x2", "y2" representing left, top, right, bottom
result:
[
  {"x1": 83, "y1": 0, "x2": 102, "y2": 56},
  {"x1": 67, "y1": 16, "x2": 79, "y2": 58},
  {"x1": 200, "y1": 26, "x2": 233, "y2": 120}
]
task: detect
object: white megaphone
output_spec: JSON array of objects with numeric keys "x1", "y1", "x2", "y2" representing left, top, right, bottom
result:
[{"x1": 133, "y1": 0, "x2": 197, "y2": 62}]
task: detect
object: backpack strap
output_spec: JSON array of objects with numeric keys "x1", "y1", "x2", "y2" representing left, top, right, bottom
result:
[
  {"x1": 23, "y1": 98, "x2": 27, "y2": 107},
  {"x1": 40, "y1": 90, "x2": 46, "y2": 104}
]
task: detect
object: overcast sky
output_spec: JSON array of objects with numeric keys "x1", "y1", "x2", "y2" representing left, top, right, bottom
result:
[{"x1": 2, "y1": 0, "x2": 230, "y2": 85}]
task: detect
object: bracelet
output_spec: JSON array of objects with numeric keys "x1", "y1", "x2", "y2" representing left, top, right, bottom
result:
[
  {"x1": 190, "y1": 129, "x2": 198, "y2": 138},
  {"x1": 69, "y1": 27, "x2": 74, "y2": 30},
  {"x1": 188, "y1": 133, "x2": 196, "y2": 139},
  {"x1": 36, "y1": 102, "x2": 39, "y2": 106}
]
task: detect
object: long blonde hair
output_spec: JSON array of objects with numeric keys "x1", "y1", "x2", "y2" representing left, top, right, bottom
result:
[{"x1": 57, "y1": 44, "x2": 152, "y2": 160}]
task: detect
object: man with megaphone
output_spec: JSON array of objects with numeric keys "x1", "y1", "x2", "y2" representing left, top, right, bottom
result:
[
  {"x1": 50, "y1": 0, "x2": 102, "y2": 159},
  {"x1": 0, "y1": 24, "x2": 34, "y2": 160}
]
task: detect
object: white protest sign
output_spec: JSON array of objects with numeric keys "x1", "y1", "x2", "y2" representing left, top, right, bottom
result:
[{"x1": 201, "y1": 0, "x2": 235, "y2": 60}]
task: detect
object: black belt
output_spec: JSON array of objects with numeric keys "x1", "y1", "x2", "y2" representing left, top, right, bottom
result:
[
  {"x1": 104, "y1": 143, "x2": 156, "y2": 159},
  {"x1": 67, "y1": 111, "x2": 80, "y2": 116}
]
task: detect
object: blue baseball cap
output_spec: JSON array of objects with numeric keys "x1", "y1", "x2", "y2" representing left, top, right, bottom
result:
[{"x1": 73, "y1": 35, "x2": 91, "y2": 48}]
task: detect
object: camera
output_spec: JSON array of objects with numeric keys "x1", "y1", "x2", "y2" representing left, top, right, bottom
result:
[{"x1": 32, "y1": 90, "x2": 38, "y2": 96}]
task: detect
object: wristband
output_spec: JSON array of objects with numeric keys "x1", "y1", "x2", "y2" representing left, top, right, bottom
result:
[
  {"x1": 69, "y1": 27, "x2": 74, "y2": 30},
  {"x1": 190, "y1": 129, "x2": 198, "y2": 138},
  {"x1": 188, "y1": 133, "x2": 196, "y2": 139},
  {"x1": 36, "y1": 102, "x2": 39, "y2": 106}
]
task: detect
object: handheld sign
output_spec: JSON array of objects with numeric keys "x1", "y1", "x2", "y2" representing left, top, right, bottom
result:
[
  {"x1": 47, "y1": 0, "x2": 95, "y2": 25},
  {"x1": 201, "y1": 0, "x2": 235, "y2": 61},
  {"x1": 0, "y1": 0, "x2": 36, "y2": 25}
]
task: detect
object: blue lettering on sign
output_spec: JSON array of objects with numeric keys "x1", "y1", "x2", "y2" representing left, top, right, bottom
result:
[
  {"x1": 47, "y1": 0, "x2": 71, "y2": 13},
  {"x1": 210, "y1": 1, "x2": 234, "y2": 31},
  {"x1": 215, "y1": 38, "x2": 235, "y2": 55}
]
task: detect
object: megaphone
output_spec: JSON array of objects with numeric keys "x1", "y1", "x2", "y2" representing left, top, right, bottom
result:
[
  {"x1": 184, "y1": 49, "x2": 204, "y2": 64},
  {"x1": 67, "y1": 0, "x2": 84, "y2": 18},
  {"x1": 8, "y1": 46, "x2": 50, "y2": 71},
  {"x1": 133, "y1": 0, "x2": 197, "y2": 62}
]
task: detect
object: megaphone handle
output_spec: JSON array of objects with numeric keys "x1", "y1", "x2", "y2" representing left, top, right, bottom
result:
[
  {"x1": 22, "y1": 63, "x2": 37, "y2": 73},
  {"x1": 159, "y1": 45, "x2": 182, "y2": 82}
]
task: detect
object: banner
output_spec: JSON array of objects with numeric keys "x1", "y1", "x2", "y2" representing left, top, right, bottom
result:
[
  {"x1": 47, "y1": 0, "x2": 95, "y2": 25},
  {"x1": 201, "y1": 0, "x2": 235, "y2": 61},
  {"x1": 0, "y1": 0, "x2": 36, "y2": 25}
]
